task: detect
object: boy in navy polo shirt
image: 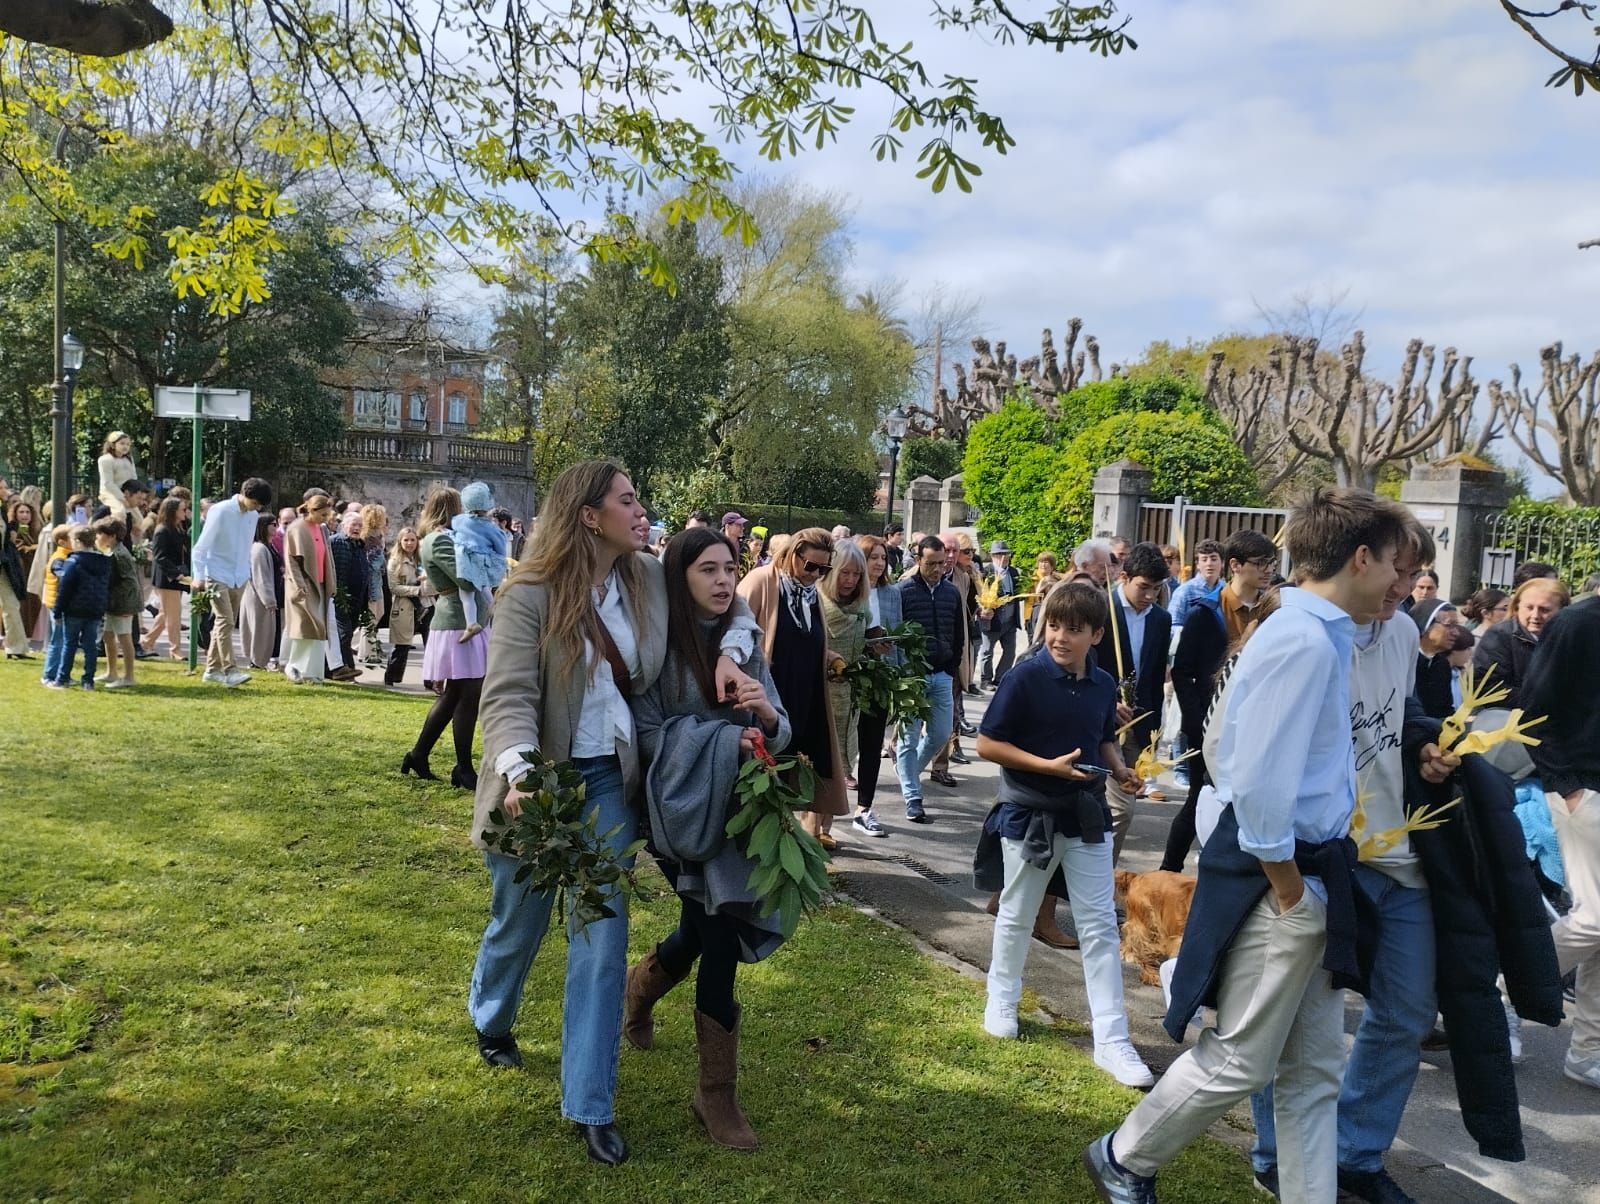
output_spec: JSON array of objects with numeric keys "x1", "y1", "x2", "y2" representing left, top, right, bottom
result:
[{"x1": 975, "y1": 582, "x2": 1152, "y2": 1088}]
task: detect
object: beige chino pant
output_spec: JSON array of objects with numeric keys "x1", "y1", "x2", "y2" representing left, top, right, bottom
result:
[
  {"x1": 1113, "y1": 889, "x2": 1344, "y2": 1203},
  {"x1": 205, "y1": 585, "x2": 244, "y2": 675},
  {"x1": 0, "y1": 575, "x2": 27, "y2": 654},
  {"x1": 1548, "y1": 789, "x2": 1600, "y2": 1058}
]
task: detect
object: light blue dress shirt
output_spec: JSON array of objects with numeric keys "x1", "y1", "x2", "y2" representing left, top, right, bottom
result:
[
  {"x1": 1209, "y1": 587, "x2": 1358, "y2": 862},
  {"x1": 1168, "y1": 576, "x2": 1225, "y2": 627},
  {"x1": 189, "y1": 495, "x2": 259, "y2": 589}
]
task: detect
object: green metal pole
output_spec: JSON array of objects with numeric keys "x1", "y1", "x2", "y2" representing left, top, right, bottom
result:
[{"x1": 188, "y1": 387, "x2": 204, "y2": 672}]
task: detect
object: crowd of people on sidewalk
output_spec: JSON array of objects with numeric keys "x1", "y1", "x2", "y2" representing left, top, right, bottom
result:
[{"x1": 6, "y1": 442, "x2": 1598, "y2": 1203}]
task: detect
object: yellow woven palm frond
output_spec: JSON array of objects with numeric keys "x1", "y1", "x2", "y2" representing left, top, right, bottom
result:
[
  {"x1": 1438, "y1": 663, "x2": 1513, "y2": 752},
  {"x1": 1451, "y1": 709, "x2": 1546, "y2": 758},
  {"x1": 1132, "y1": 730, "x2": 1162, "y2": 781},
  {"x1": 1349, "y1": 776, "x2": 1375, "y2": 843},
  {"x1": 975, "y1": 576, "x2": 1027, "y2": 611},
  {"x1": 1357, "y1": 796, "x2": 1463, "y2": 862}
]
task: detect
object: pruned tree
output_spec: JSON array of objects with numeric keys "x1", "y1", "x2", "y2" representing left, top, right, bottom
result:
[
  {"x1": 930, "y1": 318, "x2": 1107, "y2": 438},
  {"x1": 1268, "y1": 332, "x2": 1478, "y2": 492},
  {"x1": 1201, "y1": 349, "x2": 1310, "y2": 496},
  {"x1": 1488, "y1": 343, "x2": 1600, "y2": 505}
]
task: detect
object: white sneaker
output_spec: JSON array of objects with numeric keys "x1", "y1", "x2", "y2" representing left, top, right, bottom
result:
[
  {"x1": 1564, "y1": 1049, "x2": 1600, "y2": 1089},
  {"x1": 104, "y1": 677, "x2": 132, "y2": 690},
  {"x1": 225, "y1": 669, "x2": 251, "y2": 686},
  {"x1": 983, "y1": 998, "x2": 1019, "y2": 1039},
  {"x1": 1506, "y1": 1005, "x2": 1525, "y2": 1064},
  {"x1": 852, "y1": 811, "x2": 888, "y2": 837},
  {"x1": 202, "y1": 670, "x2": 230, "y2": 684},
  {"x1": 1094, "y1": 1039, "x2": 1155, "y2": 1088}
]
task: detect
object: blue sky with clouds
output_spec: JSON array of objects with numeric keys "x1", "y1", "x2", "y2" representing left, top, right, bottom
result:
[{"x1": 776, "y1": 0, "x2": 1594, "y2": 368}]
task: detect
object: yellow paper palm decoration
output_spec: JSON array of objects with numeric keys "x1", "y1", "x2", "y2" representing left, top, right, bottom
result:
[
  {"x1": 975, "y1": 576, "x2": 1027, "y2": 612},
  {"x1": 1452, "y1": 710, "x2": 1546, "y2": 757},
  {"x1": 1350, "y1": 773, "x2": 1464, "y2": 861},
  {"x1": 1437, "y1": 662, "x2": 1546, "y2": 758},
  {"x1": 1132, "y1": 728, "x2": 1200, "y2": 782},
  {"x1": 1116, "y1": 710, "x2": 1153, "y2": 742}
]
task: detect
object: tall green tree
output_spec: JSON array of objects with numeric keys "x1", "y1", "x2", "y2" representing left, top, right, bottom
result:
[
  {"x1": 555, "y1": 219, "x2": 729, "y2": 498},
  {"x1": 0, "y1": 141, "x2": 373, "y2": 486}
]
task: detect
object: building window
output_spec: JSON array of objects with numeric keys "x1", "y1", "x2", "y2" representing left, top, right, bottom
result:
[
  {"x1": 352, "y1": 388, "x2": 388, "y2": 430},
  {"x1": 408, "y1": 390, "x2": 427, "y2": 423},
  {"x1": 447, "y1": 392, "x2": 468, "y2": 427}
]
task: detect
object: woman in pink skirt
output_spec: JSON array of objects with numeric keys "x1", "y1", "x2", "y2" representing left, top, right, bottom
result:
[{"x1": 402, "y1": 486, "x2": 490, "y2": 788}]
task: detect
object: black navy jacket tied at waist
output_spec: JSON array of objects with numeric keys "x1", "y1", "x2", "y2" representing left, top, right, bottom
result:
[
  {"x1": 1163, "y1": 804, "x2": 1377, "y2": 1043},
  {"x1": 971, "y1": 781, "x2": 1107, "y2": 894}
]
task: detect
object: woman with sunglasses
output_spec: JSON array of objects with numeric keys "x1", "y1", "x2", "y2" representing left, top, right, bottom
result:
[{"x1": 736, "y1": 527, "x2": 850, "y2": 834}]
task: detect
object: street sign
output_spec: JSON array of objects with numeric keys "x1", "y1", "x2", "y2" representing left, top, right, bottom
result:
[
  {"x1": 155, "y1": 386, "x2": 252, "y2": 422},
  {"x1": 154, "y1": 384, "x2": 254, "y2": 672}
]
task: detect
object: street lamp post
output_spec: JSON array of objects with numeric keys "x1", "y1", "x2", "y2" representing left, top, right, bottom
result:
[
  {"x1": 51, "y1": 332, "x2": 85, "y2": 512},
  {"x1": 883, "y1": 404, "x2": 909, "y2": 530}
]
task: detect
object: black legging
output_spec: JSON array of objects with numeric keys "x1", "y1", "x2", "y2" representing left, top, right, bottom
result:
[
  {"x1": 655, "y1": 890, "x2": 740, "y2": 1031},
  {"x1": 855, "y1": 707, "x2": 889, "y2": 811},
  {"x1": 1160, "y1": 749, "x2": 1208, "y2": 873},
  {"x1": 411, "y1": 675, "x2": 482, "y2": 771}
]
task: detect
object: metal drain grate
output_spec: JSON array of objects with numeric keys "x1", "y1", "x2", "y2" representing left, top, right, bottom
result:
[{"x1": 884, "y1": 853, "x2": 958, "y2": 886}]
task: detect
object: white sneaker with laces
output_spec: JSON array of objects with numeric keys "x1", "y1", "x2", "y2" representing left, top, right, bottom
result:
[
  {"x1": 202, "y1": 670, "x2": 230, "y2": 684},
  {"x1": 852, "y1": 811, "x2": 887, "y2": 837},
  {"x1": 1095, "y1": 1039, "x2": 1155, "y2": 1088},
  {"x1": 225, "y1": 669, "x2": 251, "y2": 686},
  {"x1": 1564, "y1": 1049, "x2": 1600, "y2": 1089},
  {"x1": 983, "y1": 997, "x2": 1019, "y2": 1039}
]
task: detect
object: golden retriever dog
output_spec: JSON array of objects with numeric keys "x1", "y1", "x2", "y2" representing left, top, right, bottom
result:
[{"x1": 1115, "y1": 869, "x2": 1197, "y2": 986}]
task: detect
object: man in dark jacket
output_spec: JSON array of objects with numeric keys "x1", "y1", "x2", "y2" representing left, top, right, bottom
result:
[
  {"x1": 894, "y1": 535, "x2": 962, "y2": 824},
  {"x1": 1522, "y1": 592, "x2": 1600, "y2": 1092},
  {"x1": 977, "y1": 539, "x2": 1023, "y2": 690},
  {"x1": 328, "y1": 510, "x2": 370, "y2": 682},
  {"x1": 1092, "y1": 541, "x2": 1172, "y2": 864},
  {"x1": 1161, "y1": 529, "x2": 1275, "y2": 872}
]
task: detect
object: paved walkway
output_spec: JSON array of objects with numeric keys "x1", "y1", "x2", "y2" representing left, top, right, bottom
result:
[{"x1": 828, "y1": 687, "x2": 1595, "y2": 1203}]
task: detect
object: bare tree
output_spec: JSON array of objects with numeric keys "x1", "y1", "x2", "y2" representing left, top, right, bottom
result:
[
  {"x1": 0, "y1": 0, "x2": 172, "y2": 56},
  {"x1": 1260, "y1": 332, "x2": 1477, "y2": 491},
  {"x1": 1254, "y1": 286, "x2": 1365, "y2": 348},
  {"x1": 1201, "y1": 349, "x2": 1310, "y2": 496},
  {"x1": 1489, "y1": 343, "x2": 1600, "y2": 504}
]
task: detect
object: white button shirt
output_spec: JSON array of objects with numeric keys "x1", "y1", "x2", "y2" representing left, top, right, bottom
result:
[
  {"x1": 570, "y1": 573, "x2": 641, "y2": 759},
  {"x1": 1116, "y1": 583, "x2": 1150, "y2": 670}
]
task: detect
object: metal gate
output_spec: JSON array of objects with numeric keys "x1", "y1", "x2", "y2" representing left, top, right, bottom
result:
[
  {"x1": 1478, "y1": 510, "x2": 1600, "y2": 590},
  {"x1": 1139, "y1": 497, "x2": 1292, "y2": 574}
]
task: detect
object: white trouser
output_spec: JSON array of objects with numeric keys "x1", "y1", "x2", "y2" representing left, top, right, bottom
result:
[
  {"x1": 988, "y1": 831, "x2": 1130, "y2": 1046},
  {"x1": 324, "y1": 597, "x2": 343, "y2": 670},
  {"x1": 284, "y1": 638, "x2": 326, "y2": 681},
  {"x1": 1548, "y1": 789, "x2": 1600, "y2": 1057},
  {"x1": 1113, "y1": 892, "x2": 1344, "y2": 1203}
]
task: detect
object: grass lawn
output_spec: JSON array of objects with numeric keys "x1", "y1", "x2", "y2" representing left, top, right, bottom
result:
[{"x1": 0, "y1": 658, "x2": 1255, "y2": 1202}]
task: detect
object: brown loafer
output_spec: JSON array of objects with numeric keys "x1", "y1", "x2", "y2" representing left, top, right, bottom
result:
[{"x1": 1033, "y1": 922, "x2": 1080, "y2": 950}]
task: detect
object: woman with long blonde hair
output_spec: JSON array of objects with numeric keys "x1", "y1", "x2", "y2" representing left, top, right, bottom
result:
[
  {"x1": 383, "y1": 526, "x2": 429, "y2": 686},
  {"x1": 358, "y1": 502, "x2": 389, "y2": 666},
  {"x1": 817, "y1": 538, "x2": 871, "y2": 849},
  {"x1": 467, "y1": 458, "x2": 751, "y2": 1167}
]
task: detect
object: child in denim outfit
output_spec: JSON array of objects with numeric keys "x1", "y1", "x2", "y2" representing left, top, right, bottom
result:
[
  {"x1": 46, "y1": 524, "x2": 114, "y2": 689},
  {"x1": 449, "y1": 481, "x2": 508, "y2": 643}
]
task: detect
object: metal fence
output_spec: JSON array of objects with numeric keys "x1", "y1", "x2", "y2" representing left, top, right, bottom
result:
[
  {"x1": 1478, "y1": 511, "x2": 1600, "y2": 590},
  {"x1": 1140, "y1": 497, "x2": 1292, "y2": 573}
]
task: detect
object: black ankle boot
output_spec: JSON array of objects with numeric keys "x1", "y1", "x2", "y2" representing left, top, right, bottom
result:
[
  {"x1": 401, "y1": 751, "x2": 437, "y2": 780},
  {"x1": 576, "y1": 1122, "x2": 628, "y2": 1166},
  {"x1": 450, "y1": 764, "x2": 478, "y2": 791}
]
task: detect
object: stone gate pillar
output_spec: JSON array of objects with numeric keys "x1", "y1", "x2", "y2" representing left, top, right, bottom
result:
[
  {"x1": 1399, "y1": 460, "x2": 1512, "y2": 601},
  {"x1": 1092, "y1": 459, "x2": 1152, "y2": 542},
  {"x1": 937, "y1": 473, "x2": 971, "y2": 531},
  {"x1": 904, "y1": 475, "x2": 942, "y2": 538}
]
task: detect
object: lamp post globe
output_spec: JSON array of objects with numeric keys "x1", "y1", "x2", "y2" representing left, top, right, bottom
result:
[{"x1": 62, "y1": 330, "x2": 85, "y2": 373}]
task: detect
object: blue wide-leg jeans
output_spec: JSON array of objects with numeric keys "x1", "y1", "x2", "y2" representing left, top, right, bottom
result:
[
  {"x1": 467, "y1": 755, "x2": 636, "y2": 1125},
  {"x1": 1251, "y1": 862, "x2": 1436, "y2": 1174}
]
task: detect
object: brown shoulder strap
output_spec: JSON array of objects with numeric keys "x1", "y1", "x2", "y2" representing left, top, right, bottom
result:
[{"x1": 594, "y1": 610, "x2": 634, "y2": 698}]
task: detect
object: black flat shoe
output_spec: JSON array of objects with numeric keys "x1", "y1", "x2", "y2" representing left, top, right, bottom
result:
[
  {"x1": 451, "y1": 765, "x2": 478, "y2": 791},
  {"x1": 5, "y1": 652, "x2": 34, "y2": 660},
  {"x1": 401, "y1": 751, "x2": 438, "y2": 780},
  {"x1": 475, "y1": 1029, "x2": 523, "y2": 1069},
  {"x1": 576, "y1": 1121, "x2": 629, "y2": 1166},
  {"x1": 930, "y1": 769, "x2": 958, "y2": 788},
  {"x1": 950, "y1": 750, "x2": 972, "y2": 766}
]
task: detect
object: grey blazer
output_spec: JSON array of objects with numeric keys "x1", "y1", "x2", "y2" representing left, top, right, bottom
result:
[{"x1": 471, "y1": 551, "x2": 669, "y2": 851}]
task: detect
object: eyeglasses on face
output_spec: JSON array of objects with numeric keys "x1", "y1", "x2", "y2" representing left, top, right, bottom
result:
[{"x1": 1245, "y1": 556, "x2": 1275, "y2": 570}]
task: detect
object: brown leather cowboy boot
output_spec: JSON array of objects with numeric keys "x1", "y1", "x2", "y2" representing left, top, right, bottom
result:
[
  {"x1": 622, "y1": 947, "x2": 687, "y2": 1051},
  {"x1": 692, "y1": 1005, "x2": 757, "y2": 1151}
]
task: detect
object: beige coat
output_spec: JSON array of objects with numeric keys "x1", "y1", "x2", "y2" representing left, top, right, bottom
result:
[
  {"x1": 471, "y1": 551, "x2": 669, "y2": 851},
  {"x1": 386, "y1": 555, "x2": 426, "y2": 646},
  {"x1": 736, "y1": 564, "x2": 850, "y2": 817},
  {"x1": 283, "y1": 518, "x2": 335, "y2": 641}
]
